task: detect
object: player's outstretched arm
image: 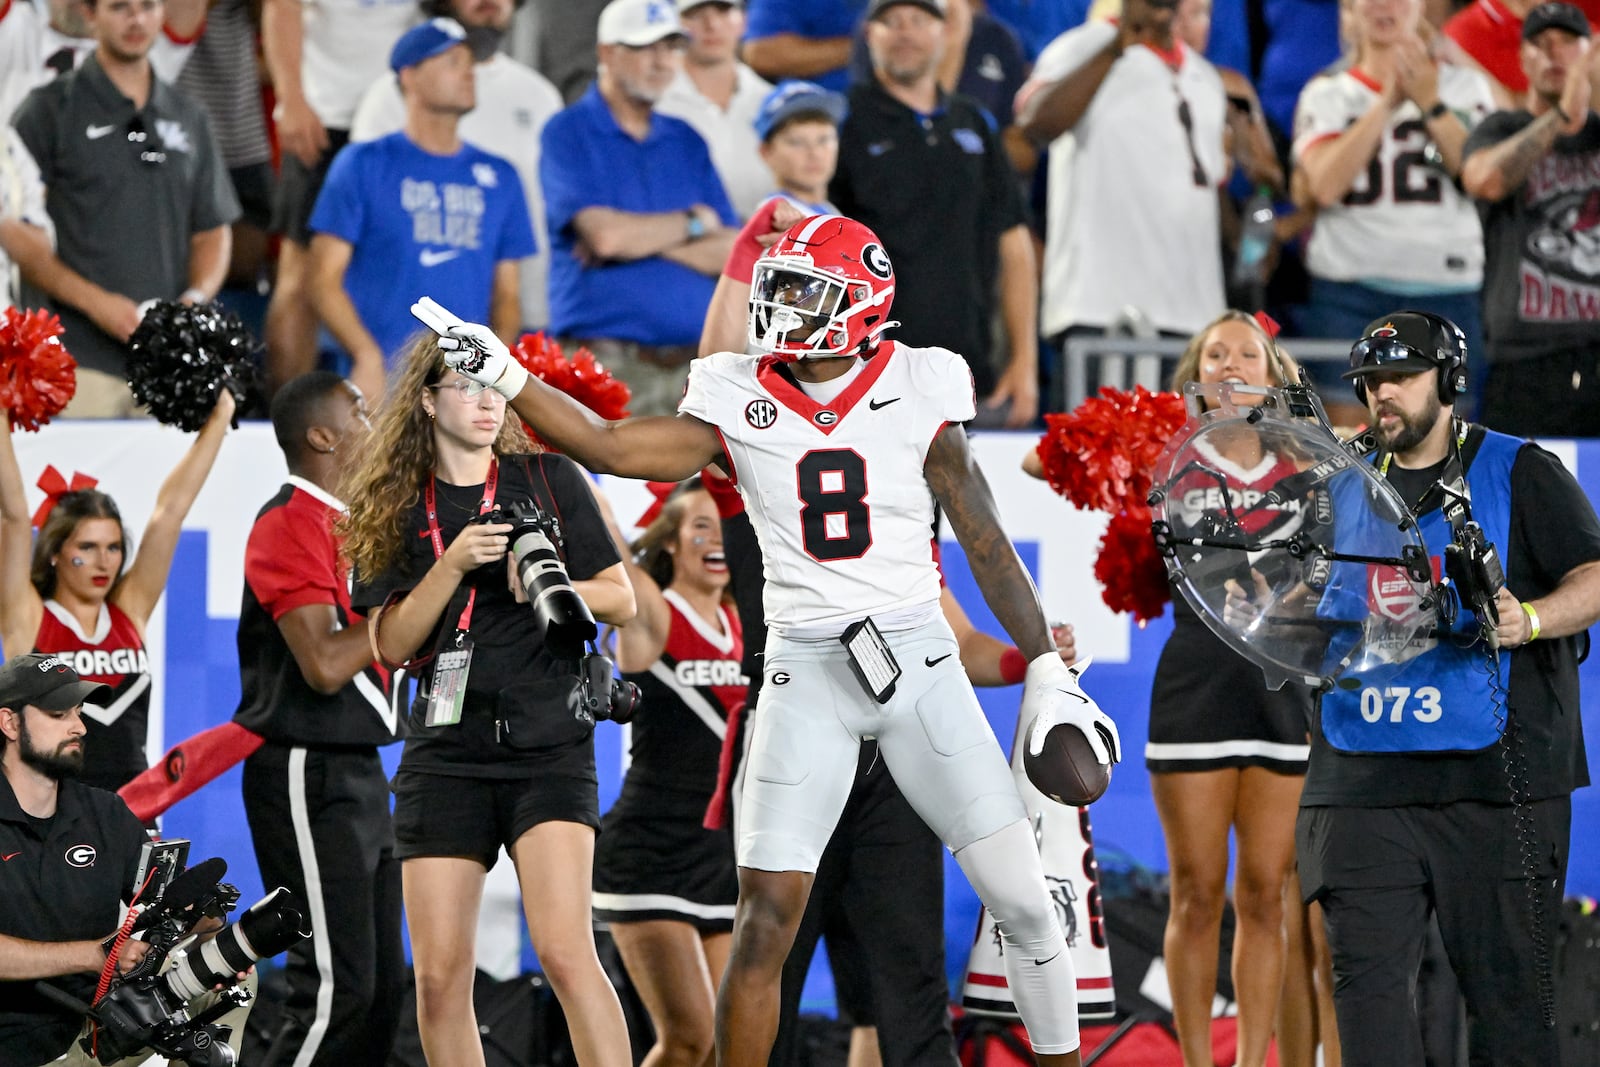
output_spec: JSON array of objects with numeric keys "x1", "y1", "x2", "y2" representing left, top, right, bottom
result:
[
  {"x1": 421, "y1": 312, "x2": 725, "y2": 481},
  {"x1": 925, "y1": 423, "x2": 1052, "y2": 660}
]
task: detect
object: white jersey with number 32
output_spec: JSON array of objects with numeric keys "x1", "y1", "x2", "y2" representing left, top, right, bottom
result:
[{"x1": 680, "y1": 342, "x2": 976, "y2": 635}]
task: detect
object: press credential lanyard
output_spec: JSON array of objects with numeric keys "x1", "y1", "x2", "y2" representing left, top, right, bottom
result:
[{"x1": 421, "y1": 459, "x2": 498, "y2": 726}]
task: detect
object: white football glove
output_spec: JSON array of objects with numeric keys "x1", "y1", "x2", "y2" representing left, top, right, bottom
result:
[
  {"x1": 410, "y1": 297, "x2": 528, "y2": 400},
  {"x1": 1023, "y1": 654, "x2": 1121, "y2": 768}
]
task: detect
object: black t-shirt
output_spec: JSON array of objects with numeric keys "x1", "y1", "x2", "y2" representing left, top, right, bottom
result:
[
  {"x1": 350, "y1": 453, "x2": 621, "y2": 778},
  {"x1": 830, "y1": 78, "x2": 1027, "y2": 394},
  {"x1": 1303, "y1": 434, "x2": 1599, "y2": 806},
  {"x1": 0, "y1": 776, "x2": 147, "y2": 1066},
  {"x1": 1463, "y1": 110, "x2": 1600, "y2": 363}
]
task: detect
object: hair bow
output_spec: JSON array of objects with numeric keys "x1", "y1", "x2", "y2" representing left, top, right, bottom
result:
[
  {"x1": 635, "y1": 481, "x2": 680, "y2": 529},
  {"x1": 32, "y1": 465, "x2": 98, "y2": 529},
  {"x1": 1252, "y1": 310, "x2": 1282, "y2": 339}
]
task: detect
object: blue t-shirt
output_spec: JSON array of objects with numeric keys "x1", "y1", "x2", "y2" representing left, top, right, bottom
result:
[
  {"x1": 744, "y1": 0, "x2": 869, "y2": 92},
  {"x1": 309, "y1": 132, "x2": 536, "y2": 365},
  {"x1": 984, "y1": 0, "x2": 1090, "y2": 61},
  {"x1": 540, "y1": 87, "x2": 737, "y2": 346}
]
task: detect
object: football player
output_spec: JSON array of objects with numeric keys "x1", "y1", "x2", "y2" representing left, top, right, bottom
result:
[{"x1": 418, "y1": 213, "x2": 1120, "y2": 1067}]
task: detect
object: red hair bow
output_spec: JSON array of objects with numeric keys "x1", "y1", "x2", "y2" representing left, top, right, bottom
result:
[
  {"x1": 32, "y1": 465, "x2": 98, "y2": 529},
  {"x1": 1252, "y1": 310, "x2": 1282, "y2": 339},
  {"x1": 635, "y1": 481, "x2": 680, "y2": 529}
]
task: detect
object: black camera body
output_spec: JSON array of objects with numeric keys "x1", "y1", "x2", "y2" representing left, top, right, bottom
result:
[
  {"x1": 37, "y1": 858, "x2": 308, "y2": 1067},
  {"x1": 485, "y1": 499, "x2": 640, "y2": 724}
]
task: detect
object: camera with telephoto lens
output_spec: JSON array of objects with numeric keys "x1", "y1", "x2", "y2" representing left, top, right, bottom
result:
[
  {"x1": 485, "y1": 499, "x2": 640, "y2": 724},
  {"x1": 37, "y1": 858, "x2": 308, "y2": 1067}
]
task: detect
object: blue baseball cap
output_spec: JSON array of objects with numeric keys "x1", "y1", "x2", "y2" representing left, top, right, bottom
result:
[
  {"x1": 755, "y1": 81, "x2": 848, "y2": 141},
  {"x1": 390, "y1": 17, "x2": 469, "y2": 73}
]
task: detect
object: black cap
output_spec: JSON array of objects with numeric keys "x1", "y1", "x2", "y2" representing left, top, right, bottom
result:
[
  {"x1": 1342, "y1": 312, "x2": 1452, "y2": 381},
  {"x1": 0, "y1": 653, "x2": 112, "y2": 713},
  {"x1": 868, "y1": 0, "x2": 946, "y2": 20},
  {"x1": 1522, "y1": 2, "x2": 1590, "y2": 41}
]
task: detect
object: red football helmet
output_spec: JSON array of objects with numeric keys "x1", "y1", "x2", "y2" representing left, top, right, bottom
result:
[{"x1": 748, "y1": 215, "x2": 897, "y2": 360}]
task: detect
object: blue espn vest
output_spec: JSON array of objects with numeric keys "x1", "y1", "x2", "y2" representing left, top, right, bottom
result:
[{"x1": 1317, "y1": 429, "x2": 1523, "y2": 754}]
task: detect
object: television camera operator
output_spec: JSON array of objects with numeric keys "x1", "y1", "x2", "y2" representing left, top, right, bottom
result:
[
  {"x1": 1270, "y1": 311, "x2": 1600, "y2": 1066},
  {"x1": 0, "y1": 653, "x2": 259, "y2": 1067}
]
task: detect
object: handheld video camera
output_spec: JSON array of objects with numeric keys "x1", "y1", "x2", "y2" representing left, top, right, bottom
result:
[
  {"x1": 1444, "y1": 519, "x2": 1506, "y2": 637},
  {"x1": 38, "y1": 853, "x2": 309, "y2": 1067},
  {"x1": 482, "y1": 499, "x2": 640, "y2": 724}
]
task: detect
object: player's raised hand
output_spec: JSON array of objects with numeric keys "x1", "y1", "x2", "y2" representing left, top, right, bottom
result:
[
  {"x1": 411, "y1": 299, "x2": 528, "y2": 400},
  {"x1": 1024, "y1": 654, "x2": 1120, "y2": 767}
]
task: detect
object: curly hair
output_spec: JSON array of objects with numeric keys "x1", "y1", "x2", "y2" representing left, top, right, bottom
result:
[
  {"x1": 31, "y1": 490, "x2": 130, "y2": 600},
  {"x1": 631, "y1": 479, "x2": 706, "y2": 589},
  {"x1": 338, "y1": 335, "x2": 536, "y2": 580},
  {"x1": 1170, "y1": 310, "x2": 1302, "y2": 394}
]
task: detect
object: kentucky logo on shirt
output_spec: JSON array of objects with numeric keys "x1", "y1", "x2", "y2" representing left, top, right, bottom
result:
[
  {"x1": 402, "y1": 178, "x2": 485, "y2": 248},
  {"x1": 154, "y1": 119, "x2": 191, "y2": 154}
]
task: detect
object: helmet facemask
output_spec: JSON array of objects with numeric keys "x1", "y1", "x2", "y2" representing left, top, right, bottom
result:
[{"x1": 748, "y1": 259, "x2": 892, "y2": 360}]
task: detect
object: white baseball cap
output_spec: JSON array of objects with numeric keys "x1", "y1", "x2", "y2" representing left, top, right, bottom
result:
[{"x1": 597, "y1": 0, "x2": 687, "y2": 46}]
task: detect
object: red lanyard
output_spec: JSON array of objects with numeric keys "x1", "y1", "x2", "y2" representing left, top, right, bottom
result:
[{"x1": 423, "y1": 459, "x2": 499, "y2": 634}]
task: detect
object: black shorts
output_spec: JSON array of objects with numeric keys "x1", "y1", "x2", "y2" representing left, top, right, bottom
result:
[
  {"x1": 229, "y1": 161, "x2": 275, "y2": 230},
  {"x1": 271, "y1": 128, "x2": 350, "y2": 244},
  {"x1": 592, "y1": 788, "x2": 736, "y2": 931},
  {"x1": 392, "y1": 766, "x2": 599, "y2": 869}
]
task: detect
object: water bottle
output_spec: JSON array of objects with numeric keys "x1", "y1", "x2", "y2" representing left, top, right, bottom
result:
[{"x1": 1231, "y1": 184, "x2": 1276, "y2": 294}]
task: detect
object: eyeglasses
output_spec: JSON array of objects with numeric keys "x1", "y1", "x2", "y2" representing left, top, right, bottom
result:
[
  {"x1": 126, "y1": 115, "x2": 166, "y2": 166},
  {"x1": 1348, "y1": 336, "x2": 1427, "y2": 373},
  {"x1": 427, "y1": 379, "x2": 501, "y2": 401}
]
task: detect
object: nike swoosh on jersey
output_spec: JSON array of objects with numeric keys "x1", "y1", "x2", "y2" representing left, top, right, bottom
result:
[
  {"x1": 419, "y1": 248, "x2": 462, "y2": 267},
  {"x1": 869, "y1": 397, "x2": 900, "y2": 410},
  {"x1": 924, "y1": 653, "x2": 952, "y2": 667},
  {"x1": 85, "y1": 124, "x2": 116, "y2": 139},
  {"x1": 1, "y1": 852, "x2": 20, "y2": 861}
]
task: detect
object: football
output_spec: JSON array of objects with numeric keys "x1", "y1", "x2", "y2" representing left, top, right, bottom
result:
[{"x1": 1024, "y1": 723, "x2": 1112, "y2": 807}]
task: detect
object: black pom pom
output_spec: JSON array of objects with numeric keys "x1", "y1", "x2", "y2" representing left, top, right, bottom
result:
[{"x1": 126, "y1": 301, "x2": 258, "y2": 431}]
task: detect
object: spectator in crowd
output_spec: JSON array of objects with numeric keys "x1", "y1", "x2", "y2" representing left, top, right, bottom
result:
[
  {"x1": 1295, "y1": 310, "x2": 1600, "y2": 1065},
  {"x1": 0, "y1": 128, "x2": 51, "y2": 306},
  {"x1": 833, "y1": 0, "x2": 1039, "y2": 427},
  {"x1": 343, "y1": 338, "x2": 635, "y2": 1067},
  {"x1": 742, "y1": 0, "x2": 867, "y2": 91},
  {"x1": 1019, "y1": 0, "x2": 1225, "y2": 408},
  {"x1": 1293, "y1": 0, "x2": 1495, "y2": 383},
  {"x1": 985, "y1": 0, "x2": 1088, "y2": 61},
  {"x1": 233, "y1": 373, "x2": 405, "y2": 1067},
  {"x1": 527, "y1": 0, "x2": 609, "y2": 103},
  {"x1": 1443, "y1": 0, "x2": 1599, "y2": 107},
  {"x1": 261, "y1": 0, "x2": 413, "y2": 394},
  {"x1": 0, "y1": 0, "x2": 200, "y2": 121},
  {"x1": 353, "y1": 0, "x2": 565, "y2": 334},
  {"x1": 309, "y1": 19, "x2": 535, "y2": 404},
  {"x1": 164, "y1": 0, "x2": 279, "y2": 297},
  {"x1": 540, "y1": 0, "x2": 736, "y2": 416},
  {"x1": 8, "y1": 0, "x2": 238, "y2": 417},
  {"x1": 591, "y1": 479, "x2": 745, "y2": 1067},
  {"x1": 1462, "y1": 2, "x2": 1600, "y2": 436},
  {"x1": 0, "y1": 391, "x2": 234, "y2": 793},
  {"x1": 0, "y1": 654, "x2": 200, "y2": 1066},
  {"x1": 658, "y1": 0, "x2": 775, "y2": 220},
  {"x1": 1254, "y1": 0, "x2": 1345, "y2": 149}
]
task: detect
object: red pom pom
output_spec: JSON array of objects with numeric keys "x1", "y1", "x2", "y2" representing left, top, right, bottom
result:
[
  {"x1": 0, "y1": 307, "x2": 77, "y2": 432},
  {"x1": 1094, "y1": 505, "x2": 1170, "y2": 625},
  {"x1": 1036, "y1": 387, "x2": 1188, "y2": 515},
  {"x1": 510, "y1": 333, "x2": 632, "y2": 451}
]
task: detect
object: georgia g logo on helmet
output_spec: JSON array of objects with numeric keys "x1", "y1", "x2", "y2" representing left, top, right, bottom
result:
[{"x1": 861, "y1": 243, "x2": 892, "y2": 280}]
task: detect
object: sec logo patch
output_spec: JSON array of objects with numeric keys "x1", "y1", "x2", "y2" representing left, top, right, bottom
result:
[{"x1": 746, "y1": 399, "x2": 778, "y2": 429}]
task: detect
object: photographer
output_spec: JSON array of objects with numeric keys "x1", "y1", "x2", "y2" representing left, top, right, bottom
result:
[
  {"x1": 0, "y1": 652, "x2": 146, "y2": 1067},
  {"x1": 340, "y1": 337, "x2": 637, "y2": 1067},
  {"x1": 232, "y1": 372, "x2": 403, "y2": 1067},
  {"x1": 1288, "y1": 311, "x2": 1600, "y2": 1066}
]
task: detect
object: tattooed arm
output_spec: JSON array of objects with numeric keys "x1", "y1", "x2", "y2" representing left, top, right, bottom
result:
[
  {"x1": 924, "y1": 424, "x2": 1053, "y2": 660},
  {"x1": 1461, "y1": 109, "x2": 1565, "y2": 202}
]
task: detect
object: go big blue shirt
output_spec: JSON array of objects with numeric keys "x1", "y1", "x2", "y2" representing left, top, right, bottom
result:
[{"x1": 310, "y1": 132, "x2": 536, "y2": 364}]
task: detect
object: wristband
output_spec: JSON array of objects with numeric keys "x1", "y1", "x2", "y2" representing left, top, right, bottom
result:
[
  {"x1": 1521, "y1": 601, "x2": 1541, "y2": 642},
  {"x1": 999, "y1": 646, "x2": 1027, "y2": 685},
  {"x1": 492, "y1": 359, "x2": 529, "y2": 401}
]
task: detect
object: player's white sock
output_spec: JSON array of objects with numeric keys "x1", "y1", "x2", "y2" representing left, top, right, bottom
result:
[{"x1": 954, "y1": 818, "x2": 1080, "y2": 1055}]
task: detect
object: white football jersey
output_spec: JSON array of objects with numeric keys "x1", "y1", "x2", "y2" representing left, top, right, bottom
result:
[
  {"x1": 1293, "y1": 65, "x2": 1495, "y2": 286},
  {"x1": 680, "y1": 342, "x2": 976, "y2": 635}
]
